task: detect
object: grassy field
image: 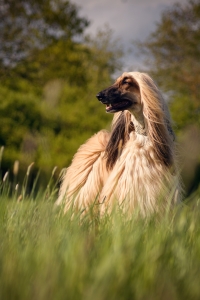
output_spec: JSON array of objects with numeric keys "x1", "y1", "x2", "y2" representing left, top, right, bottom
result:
[{"x1": 0, "y1": 168, "x2": 200, "y2": 300}]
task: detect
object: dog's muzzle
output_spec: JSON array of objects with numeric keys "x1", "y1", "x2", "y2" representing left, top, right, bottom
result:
[
  {"x1": 96, "y1": 92, "x2": 108, "y2": 104},
  {"x1": 96, "y1": 88, "x2": 133, "y2": 113}
]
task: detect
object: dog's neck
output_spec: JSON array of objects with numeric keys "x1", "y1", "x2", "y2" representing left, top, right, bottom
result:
[{"x1": 129, "y1": 109, "x2": 147, "y2": 136}]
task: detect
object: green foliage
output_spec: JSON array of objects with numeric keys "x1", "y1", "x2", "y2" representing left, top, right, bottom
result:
[
  {"x1": 0, "y1": 187, "x2": 200, "y2": 299},
  {"x1": 13, "y1": 41, "x2": 91, "y2": 87},
  {"x1": 0, "y1": 0, "x2": 123, "y2": 183},
  {"x1": 170, "y1": 94, "x2": 199, "y2": 130},
  {"x1": 0, "y1": 74, "x2": 113, "y2": 181}
]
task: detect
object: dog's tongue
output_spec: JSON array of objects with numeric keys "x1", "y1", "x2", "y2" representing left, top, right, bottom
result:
[
  {"x1": 106, "y1": 105, "x2": 112, "y2": 112},
  {"x1": 106, "y1": 101, "x2": 128, "y2": 111}
]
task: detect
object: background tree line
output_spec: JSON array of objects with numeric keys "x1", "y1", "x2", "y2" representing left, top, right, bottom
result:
[
  {"x1": 0, "y1": 0, "x2": 199, "y2": 194},
  {"x1": 0, "y1": 0, "x2": 123, "y2": 187}
]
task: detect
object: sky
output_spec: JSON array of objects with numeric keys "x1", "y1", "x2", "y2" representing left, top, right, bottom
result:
[{"x1": 72, "y1": 0, "x2": 188, "y2": 72}]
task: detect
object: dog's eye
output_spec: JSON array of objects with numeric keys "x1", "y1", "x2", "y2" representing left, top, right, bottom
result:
[{"x1": 123, "y1": 81, "x2": 130, "y2": 85}]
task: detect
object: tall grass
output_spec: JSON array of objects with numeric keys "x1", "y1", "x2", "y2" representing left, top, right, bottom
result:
[{"x1": 0, "y1": 155, "x2": 200, "y2": 299}]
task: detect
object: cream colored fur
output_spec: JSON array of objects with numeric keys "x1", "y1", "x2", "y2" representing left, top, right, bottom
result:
[
  {"x1": 56, "y1": 130, "x2": 110, "y2": 213},
  {"x1": 56, "y1": 72, "x2": 182, "y2": 216},
  {"x1": 99, "y1": 128, "x2": 180, "y2": 216}
]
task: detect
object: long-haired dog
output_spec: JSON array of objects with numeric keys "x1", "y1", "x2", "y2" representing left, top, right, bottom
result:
[{"x1": 56, "y1": 72, "x2": 182, "y2": 216}]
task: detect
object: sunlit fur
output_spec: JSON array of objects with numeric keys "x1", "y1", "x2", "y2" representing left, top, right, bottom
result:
[{"x1": 56, "y1": 72, "x2": 182, "y2": 216}]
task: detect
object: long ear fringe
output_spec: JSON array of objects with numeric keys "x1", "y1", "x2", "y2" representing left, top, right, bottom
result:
[
  {"x1": 129, "y1": 72, "x2": 175, "y2": 167},
  {"x1": 105, "y1": 111, "x2": 132, "y2": 170}
]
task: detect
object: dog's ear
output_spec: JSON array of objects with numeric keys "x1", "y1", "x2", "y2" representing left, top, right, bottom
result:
[{"x1": 134, "y1": 73, "x2": 175, "y2": 167}]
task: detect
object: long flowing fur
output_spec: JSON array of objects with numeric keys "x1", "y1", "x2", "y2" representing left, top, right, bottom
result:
[{"x1": 56, "y1": 72, "x2": 182, "y2": 216}]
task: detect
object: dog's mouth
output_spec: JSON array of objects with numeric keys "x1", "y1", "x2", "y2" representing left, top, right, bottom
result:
[{"x1": 105, "y1": 100, "x2": 132, "y2": 113}]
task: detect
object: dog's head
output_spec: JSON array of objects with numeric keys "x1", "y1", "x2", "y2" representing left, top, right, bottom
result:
[
  {"x1": 96, "y1": 72, "x2": 142, "y2": 114},
  {"x1": 97, "y1": 72, "x2": 175, "y2": 170}
]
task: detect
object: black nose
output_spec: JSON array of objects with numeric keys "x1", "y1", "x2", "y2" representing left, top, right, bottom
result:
[{"x1": 96, "y1": 92, "x2": 104, "y2": 101}]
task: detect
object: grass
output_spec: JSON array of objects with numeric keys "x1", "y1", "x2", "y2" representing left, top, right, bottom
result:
[{"x1": 0, "y1": 161, "x2": 200, "y2": 299}]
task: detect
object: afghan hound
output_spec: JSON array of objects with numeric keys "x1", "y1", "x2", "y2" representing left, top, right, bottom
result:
[{"x1": 56, "y1": 72, "x2": 182, "y2": 216}]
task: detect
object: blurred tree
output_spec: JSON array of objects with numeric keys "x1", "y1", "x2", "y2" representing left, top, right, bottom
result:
[
  {"x1": 0, "y1": 0, "x2": 123, "y2": 186},
  {"x1": 137, "y1": 0, "x2": 200, "y2": 131},
  {"x1": 32, "y1": 27, "x2": 123, "y2": 170},
  {"x1": 0, "y1": 0, "x2": 89, "y2": 68}
]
